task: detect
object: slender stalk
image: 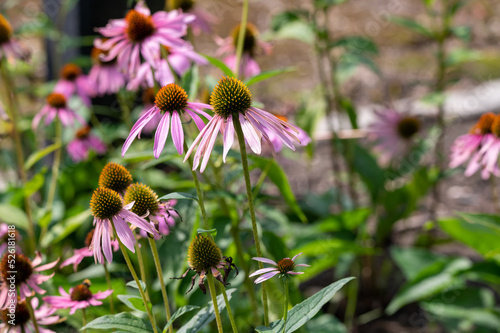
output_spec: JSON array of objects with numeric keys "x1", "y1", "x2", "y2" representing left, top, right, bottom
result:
[
  {"x1": 183, "y1": 141, "x2": 209, "y2": 229},
  {"x1": 206, "y1": 273, "x2": 223, "y2": 333},
  {"x1": 135, "y1": 237, "x2": 148, "y2": 294},
  {"x1": 113, "y1": 225, "x2": 158, "y2": 333},
  {"x1": 234, "y1": 0, "x2": 250, "y2": 78},
  {"x1": 103, "y1": 263, "x2": 115, "y2": 314},
  {"x1": 0, "y1": 60, "x2": 36, "y2": 253},
  {"x1": 82, "y1": 308, "x2": 87, "y2": 332},
  {"x1": 25, "y1": 297, "x2": 40, "y2": 333},
  {"x1": 282, "y1": 278, "x2": 289, "y2": 333},
  {"x1": 148, "y1": 237, "x2": 173, "y2": 333},
  {"x1": 41, "y1": 119, "x2": 62, "y2": 242},
  {"x1": 233, "y1": 115, "x2": 269, "y2": 325},
  {"x1": 220, "y1": 285, "x2": 238, "y2": 333},
  {"x1": 117, "y1": 89, "x2": 133, "y2": 128}
]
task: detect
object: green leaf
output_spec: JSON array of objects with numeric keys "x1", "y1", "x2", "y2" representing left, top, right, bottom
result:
[
  {"x1": 177, "y1": 288, "x2": 236, "y2": 333},
  {"x1": 255, "y1": 327, "x2": 275, "y2": 333},
  {"x1": 41, "y1": 209, "x2": 91, "y2": 247},
  {"x1": 314, "y1": 0, "x2": 348, "y2": 8},
  {"x1": 450, "y1": 25, "x2": 471, "y2": 43},
  {"x1": 159, "y1": 192, "x2": 198, "y2": 201},
  {"x1": 351, "y1": 143, "x2": 385, "y2": 203},
  {"x1": 389, "y1": 17, "x2": 433, "y2": 38},
  {"x1": 202, "y1": 55, "x2": 234, "y2": 77},
  {"x1": 0, "y1": 204, "x2": 29, "y2": 230},
  {"x1": 126, "y1": 280, "x2": 147, "y2": 290},
  {"x1": 340, "y1": 98, "x2": 358, "y2": 129},
  {"x1": 271, "y1": 11, "x2": 309, "y2": 32},
  {"x1": 23, "y1": 170, "x2": 45, "y2": 197},
  {"x1": 265, "y1": 277, "x2": 354, "y2": 332},
  {"x1": 117, "y1": 295, "x2": 151, "y2": 312},
  {"x1": 197, "y1": 228, "x2": 217, "y2": 237},
  {"x1": 445, "y1": 48, "x2": 481, "y2": 66},
  {"x1": 244, "y1": 67, "x2": 295, "y2": 87},
  {"x1": 181, "y1": 65, "x2": 200, "y2": 99},
  {"x1": 391, "y1": 246, "x2": 445, "y2": 280},
  {"x1": 330, "y1": 36, "x2": 378, "y2": 55},
  {"x1": 24, "y1": 142, "x2": 61, "y2": 170},
  {"x1": 163, "y1": 305, "x2": 201, "y2": 333},
  {"x1": 249, "y1": 156, "x2": 307, "y2": 223},
  {"x1": 306, "y1": 314, "x2": 348, "y2": 333},
  {"x1": 82, "y1": 312, "x2": 154, "y2": 332},
  {"x1": 272, "y1": 20, "x2": 315, "y2": 45}
]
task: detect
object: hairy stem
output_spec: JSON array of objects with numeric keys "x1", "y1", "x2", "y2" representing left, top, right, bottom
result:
[
  {"x1": 234, "y1": 0, "x2": 250, "y2": 78},
  {"x1": 184, "y1": 141, "x2": 209, "y2": 229},
  {"x1": 206, "y1": 273, "x2": 223, "y2": 333}
]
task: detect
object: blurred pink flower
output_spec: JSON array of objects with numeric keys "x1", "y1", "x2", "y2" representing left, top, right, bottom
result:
[
  {"x1": 0, "y1": 297, "x2": 61, "y2": 333},
  {"x1": 0, "y1": 252, "x2": 59, "y2": 308},
  {"x1": 139, "y1": 200, "x2": 179, "y2": 239},
  {"x1": 54, "y1": 63, "x2": 94, "y2": 107},
  {"x1": 190, "y1": 8, "x2": 218, "y2": 35},
  {"x1": 0, "y1": 224, "x2": 21, "y2": 254},
  {"x1": 122, "y1": 83, "x2": 212, "y2": 158},
  {"x1": 88, "y1": 45, "x2": 126, "y2": 96},
  {"x1": 67, "y1": 126, "x2": 107, "y2": 162},
  {"x1": 32, "y1": 93, "x2": 85, "y2": 129},
  {"x1": 265, "y1": 115, "x2": 311, "y2": 153},
  {"x1": 0, "y1": 13, "x2": 30, "y2": 62},
  {"x1": 96, "y1": 1, "x2": 193, "y2": 74},
  {"x1": 250, "y1": 252, "x2": 309, "y2": 284},
  {"x1": 139, "y1": 88, "x2": 162, "y2": 134},
  {"x1": 43, "y1": 280, "x2": 112, "y2": 315}
]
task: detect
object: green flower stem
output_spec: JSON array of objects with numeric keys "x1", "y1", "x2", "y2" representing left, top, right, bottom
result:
[
  {"x1": 25, "y1": 296, "x2": 40, "y2": 333},
  {"x1": 282, "y1": 278, "x2": 289, "y2": 333},
  {"x1": 82, "y1": 308, "x2": 87, "y2": 332},
  {"x1": 113, "y1": 224, "x2": 158, "y2": 333},
  {"x1": 233, "y1": 115, "x2": 269, "y2": 325},
  {"x1": 234, "y1": 0, "x2": 249, "y2": 78},
  {"x1": 183, "y1": 141, "x2": 209, "y2": 230},
  {"x1": 148, "y1": 237, "x2": 173, "y2": 333},
  {"x1": 206, "y1": 273, "x2": 224, "y2": 333},
  {"x1": 0, "y1": 60, "x2": 36, "y2": 253},
  {"x1": 135, "y1": 237, "x2": 148, "y2": 298},
  {"x1": 117, "y1": 89, "x2": 133, "y2": 128},
  {"x1": 220, "y1": 285, "x2": 238, "y2": 333},
  {"x1": 103, "y1": 263, "x2": 115, "y2": 314}
]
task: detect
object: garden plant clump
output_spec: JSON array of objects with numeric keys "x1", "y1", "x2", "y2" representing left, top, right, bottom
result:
[{"x1": 0, "y1": 0, "x2": 499, "y2": 332}]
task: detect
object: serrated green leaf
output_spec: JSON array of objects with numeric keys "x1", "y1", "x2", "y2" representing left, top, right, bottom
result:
[
  {"x1": 24, "y1": 142, "x2": 61, "y2": 170},
  {"x1": 203, "y1": 55, "x2": 234, "y2": 77},
  {"x1": 244, "y1": 67, "x2": 295, "y2": 86},
  {"x1": 159, "y1": 192, "x2": 198, "y2": 201},
  {"x1": 163, "y1": 305, "x2": 200, "y2": 333},
  {"x1": 82, "y1": 312, "x2": 154, "y2": 332}
]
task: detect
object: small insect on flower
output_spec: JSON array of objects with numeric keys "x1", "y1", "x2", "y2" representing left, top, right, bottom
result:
[
  {"x1": 172, "y1": 235, "x2": 237, "y2": 294},
  {"x1": 0, "y1": 297, "x2": 61, "y2": 333},
  {"x1": 89, "y1": 187, "x2": 159, "y2": 264},
  {"x1": 43, "y1": 279, "x2": 113, "y2": 315},
  {"x1": 0, "y1": 13, "x2": 30, "y2": 61},
  {"x1": 32, "y1": 92, "x2": 85, "y2": 130},
  {"x1": 54, "y1": 63, "x2": 94, "y2": 107},
  {"x1": 250, "y1": 253, "x2": 309, "y2": 284},
  {"x1": 184, "y1": 76, "x2": 301, "y2": 172},
  {"x1": 98, "y1": 162, "x2": 133, "y2": 195},
  {"x1": 122, "y1": 83, "x2": 212, "y2": 158},
  {"x1": 0, "y1": 252, "x2": 59, "y2": 308}
]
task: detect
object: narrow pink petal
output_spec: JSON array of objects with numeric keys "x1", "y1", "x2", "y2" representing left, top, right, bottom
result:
[
  {"x1": 184, "y1": 115, "x2": 218, "y2": 163},
  {"x1": 112, "y1": 216, "x2": 136, "y2": 252},
  {"x1": 254, "y1": 271, "x2": 280, "y2": 284},
  {"x1": 223, "y1": 115, "x2": 234, "y2": 162},
  {"x1": 287, "y1": 271, "x2": 304, "y2": 275},
  {"x1": 154, "y1": 112, "x2": 171, "y2": 159},
  {"x1": 239, "y1": 113, "x2": 261, "y2": 154},
  {"x1": 291, "y1": 252, "x2": 303, "y2": 261},
  {"x1": 101, "y1": 221, "x2": 113, "y2": 263},
  {"x1": 33, "y1": 258, "x2": 59, "y2": 272},
  {"x1": 171, "y1": 111, "x2": 184, "y2": 155},
  {"x1": 252, "y1": 257, "x2": 277, "y2": 266},
  {"x1": 295, "y1": 264, "x2": 310, "y2": 267},
  {"x1": 200, "y1": 118, "x2": 222, "y2": 172},
  {"x1": 122, "y1": 107, "x2": 159, "y2": 156},
  {"x1": 249, "y1": 267, "x2": 279, "y2": 277}
]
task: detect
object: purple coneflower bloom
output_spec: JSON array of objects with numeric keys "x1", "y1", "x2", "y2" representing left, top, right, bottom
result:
[
  {"x1": 32, "y1": 93, "x2": 85, "y2": 129},
  {"x1": 96, "y1": 1, "x2": 193, "y2": 74},
  {"x1": 88, "y1": 45, "x2": 126, "y2": 96},
  {"x1": 165, "y1": 0, "x2": 218, "y2": 35},
  {"x1": 266, "y1": 114, "x2": 311, "y2": 153},
  {"x1": 0, "y1": 13, "x2": 30, "y2": 62},
  {"x1": 250, "y1": 252, "x2": 309, "y2": 284},
  {"x1": 0, "y1": 224, "x2": 21, "y2": 254},
  {"x1": 368, "y1": 109, "x2": 421, "y2": 164},
  {"x1": 122, "y1": 83, "x2": 212, "y2": 157},
  {"x1": 0, "y1": 252, "x2": 59, "y2": 308},
  {"x1": 215, "y1": 23, "x2": 271, "y2": 78},
  {"x1": 43, "y1": 279, "x2": 112, "y2": 315},
  {"x1": 0, "y1": 297, "x2": 61, "y2": 333},
  {"x1": 184, "y1": 77, "x2": 300, "y2": 172},
  {"x1": 54, "y1": 63, "x2": 94, "y2": 107},
  {"x1": 67, "y1": 125, "x2": 107, "y2": 162},
  {"x1": 89, "y1": 187, "x2": 159, "y2": 264}
]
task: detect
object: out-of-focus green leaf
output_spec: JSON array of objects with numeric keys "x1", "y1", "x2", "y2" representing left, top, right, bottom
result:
[
  {"x1": 159, "y1": 192, "x2": 198, "y2": 201},
  {"x1": 314, "y1": 0, "x2": 348, "y2": 8},
  {"x1": 255, "y1": 327, "x2": 275, "y2": 333},
  {"x1": 117, "y1": 294, "x2": 151, "y2": 312},
  {"x1": 330, "y1": 36, "x2": 378, "y2": 55},
  {"x1": 163, "y1": 305, "x2": 200, "y2": 333},
  {"x1": 450, "y1": 25, "x2": 472, "y2": 43},
  {"x1": 82, "y1": 312, "x2": 153, "y2": 332},
  {"x1": 306, "y1": 314, "x2": 348, "y2": 333},
  {"x1": 127, "y1": 280, "x2": 147, "y2": 291},
  {"x1": 271, "y1": 11, "x2": 309, "y2": 32},
  {"x1": 23, "y1": 171, "x2": 45, "y2": 197},
  {"x1": 337, "y1": 52, "x2": 379, "y2": 82},
  {"x1": 249, "y1": 156, "x2": 307, "y2": 223},
  {"x1": 317, "y1": 208, "x2": 370, "y2": 232},
  {"x1": 24, "y1": 142, "x2": 61, "y2": 170},
  {"x1": 197, "y1": 228, "x2": 217, "y2": 237},
  {"x1": 177, "y1": 289, "x2": 235, "y2": 333},
  {"x1": 244, "y1": 67, "x2": 295, "y2": 86},
  {"x1": 446, "y1": 48, "x2": 482, "y2": 66},
  {"x1": 389, "y1": 17, "x2": 433, "y2": 38},
  {"x1": 263, "y1": 277, "x2": 354, "y2": 332},
  {"x1": 272, "y1": 21, "x2": 315, "y2": 45},
  {"x1": 40, "y1": 209, "x2": 91, "y2": 247},
  {"x1": 352, "y1": 143, "x2": 385, "y2": 203},
  {"x1": 203, "y1": 55, "x2": 234, "y2": 77},
  {"x1": 391, "y1": 246, "x2": 445, "y2": 280},
  {"x1": 340, "y1": 98, "x2": 358, "y2": 129},
  {"x1": 0, "y1": 204, "x2": 29, "y2": 230}
]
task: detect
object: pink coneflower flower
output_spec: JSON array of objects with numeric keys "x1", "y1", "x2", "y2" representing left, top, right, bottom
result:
[
  {"x1": 450, "y1": 112, "x2": 500, "y2": 179},
  {"x1": 54, "y1": 63, "x2": 94, "y2": 107},
  {"x1": 43, "y1": 279, "x2": 113, "y2": 315},
  {"x1": 67, "y1": 125, "x2": 107, "y2": 162},
  {"x1": 266, "y1": 114, "x2": 311, "y2": 152},
  {"x1": 60, "y1": 229, "x2": 119, "y2": 271},
  {"x1": 250, "y1": 252, "x2": 309, "y2": 284},
  {"x1": 89, "y1": 187, "x2": 159, "y2": 264},
  {"x1": 166, "y1": 0, "x2": 218, "y2": 35},
  {"x1": 122, "y1": 83, "x2": 212, "y2": 157},
  {"x1": 184, "y1": 77, "x2": 301, "y2": 172},
  {"x1": 0, "y1": 297, "x2": 61, "y2": 333},
  {"x1": 124, "y1": 184, "x2": 179, "y2": 239},
  {"x1": 96, "y1": 1, "x2": 193, "y2": 74},
  {"x1": 0, "y1": 224, "x2": 21, "y2": 254},
  {"x1": 88, "y1": 45, "x2": 126, "y2": 96},
  {"x1": 216, "y1": 23, "x2": 271, "y2": 78},
  {"x1": 368, "y1": 109, "x2": 421, "y2": 164},
  {"x1": 0, "y1": 252, "x2": 59, "y2": 308},
  {"x1": 0, "y1": 13, "x2": 30, "y2": 62},
  {"x1": 32, "y1": 92, "x2": 85, "y2": 129}
]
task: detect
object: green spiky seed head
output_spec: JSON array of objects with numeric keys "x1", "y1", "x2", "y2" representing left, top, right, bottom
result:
[
  {"x1": 210, "y1": 77, "x2": 252, "y2": 119},
  {"x1": 124, "y1": 183, "x2": 159, "y2": 216},
  {"x1": 188, "y1": 235, "x2": 222, "y2": 273},
  {"x1": 98, "y1": 162, "x2": 133, "y2": 193},
  {"x1": 90, "y1": 188, "x2": 123, "y2": 219}
]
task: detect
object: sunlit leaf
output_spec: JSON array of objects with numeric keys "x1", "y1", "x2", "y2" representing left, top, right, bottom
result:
[
  {"x1": 82, "y1": 312, "x2": 154, "y2": 332},
  {"x1": 203, "y1": 55, "x2": 235, "y2": 77}
]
